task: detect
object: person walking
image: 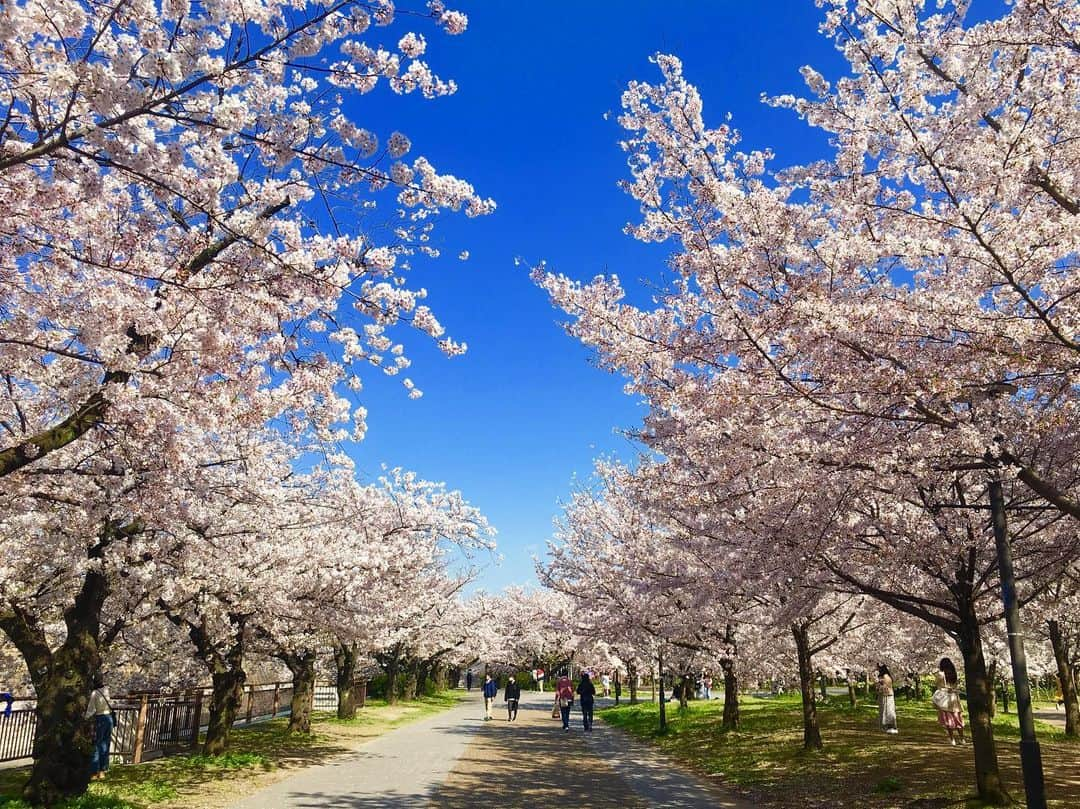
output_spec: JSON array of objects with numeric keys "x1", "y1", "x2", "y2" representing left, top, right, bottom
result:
[
  {"x1": 482, "y1": 674, "x2": 498, "y2": 721},
  {"x1": 601, "y1": 672, "x2": 611, "y2": 698},
  {"x1": 504, "y1": 675, "x2": 521, "y2": 721},
  {"x1": 535, "y1": 667, "x2": 545, "y2": 692},
  {"x1": 554, "y1": 671, "x2": 574, "y2": 731},
  {"x1": 933, "y1": 657, "x2": 965, "y2": 745},
  {"x1": 703, "y1": 673, "x2": 713, "y2": 700},
  {"x1": 466, "y1": 671, "x2": 473, "y2": 691},
  {"x1": 577, "y1": 672, "x2": 597, "y2": 732},
  {"x1": 876, "y1": 663, "x2": 899, "y2": 734},
  {"x1": 85, "y1": 674, "x2": 113, "y2": 780}
]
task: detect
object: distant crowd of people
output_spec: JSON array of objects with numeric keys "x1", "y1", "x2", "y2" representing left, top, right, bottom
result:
[
  {"x1": 463, "y1": 655, "x2": 983, "y2": 743},
  {"x1": 464, "y1": 667, "x2": 614, "y2": 730}
]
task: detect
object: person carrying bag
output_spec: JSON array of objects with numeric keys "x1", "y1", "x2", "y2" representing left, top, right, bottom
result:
[{"x1": 554, "y1": 671, "x2": 574, "y2": 730}]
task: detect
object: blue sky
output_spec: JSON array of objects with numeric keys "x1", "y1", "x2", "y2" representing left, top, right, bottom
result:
[{"x1": 343, "y1": 1, "x2": 1000, "y2": 592}]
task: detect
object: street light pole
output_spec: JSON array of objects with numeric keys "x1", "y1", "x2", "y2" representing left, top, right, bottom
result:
[{"x1": 988, "y1": 478, "x2": 1047, "y2": 809}]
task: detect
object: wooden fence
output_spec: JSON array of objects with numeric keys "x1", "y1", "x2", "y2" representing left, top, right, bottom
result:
[{"x1": 0, "y1": 679, "x2": 364, "y2": 766}]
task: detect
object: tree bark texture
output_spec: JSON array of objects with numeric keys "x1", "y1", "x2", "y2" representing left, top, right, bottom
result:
[
  {"x1": 280, "y1": 651, "x2": 316, "y2": 734},
  {"x1": 957, "y1": 615, "x2": 1006, "y2": 805},
  {"x1": 334, "y1": 643, "x2": 359, "y2": 720},
  {"x1": 0, "y1": 549, "x2": 110, "y2": 804},
  {"x1": 792, "y1": 622, "x2": 822, "y2": 750},
  {"x1": 722, "y1": 661, "x2": 740, "y2": 730},
  {"x1": 1048, "y1": 619, "x2": 1079, "y2": 736}
]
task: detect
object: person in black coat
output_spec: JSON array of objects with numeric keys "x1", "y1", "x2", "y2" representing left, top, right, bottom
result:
[
  {"x1": 577, "y1": 673, "x2": 597, "y2": 731},
  {"x1": 504, "y1": 676, "x2": 521, "y2": 721}
]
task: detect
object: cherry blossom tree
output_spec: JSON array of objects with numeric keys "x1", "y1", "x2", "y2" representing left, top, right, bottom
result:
[
  {"x1": 0, "y1": 0, "x2": 494, "y2": 499},
  {"x1": 534, "y1": 3, "x2": 1077, "y2": 801}
]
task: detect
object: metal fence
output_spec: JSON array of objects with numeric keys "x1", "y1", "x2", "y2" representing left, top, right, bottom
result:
[
  {"x1": 313, "y1": 682, "x2": 366, "y2": 713},
  {"x1": 0, "y1": 680, "x2": 300, "y2": 766}
]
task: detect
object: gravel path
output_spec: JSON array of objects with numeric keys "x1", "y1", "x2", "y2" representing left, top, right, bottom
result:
[{"x1": 229, "y1": 691, "x2": 754, "y2": 808}]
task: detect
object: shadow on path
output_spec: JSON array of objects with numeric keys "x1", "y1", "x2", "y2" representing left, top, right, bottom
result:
[{"x1": 430, "y1": 694, "x2": 645, "y2": 808}]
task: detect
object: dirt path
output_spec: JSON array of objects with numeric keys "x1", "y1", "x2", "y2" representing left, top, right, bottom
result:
[{"x1": 430, "y1": 693, "x2": 755, "y2": 808}]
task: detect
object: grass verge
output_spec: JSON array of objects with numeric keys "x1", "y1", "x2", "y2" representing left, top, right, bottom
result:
[
  {"x1": 600, "y1": 693, "x2": 1078, "y2": 808},
  {"x1": 0, "y1": 691, "x2": 465, "y2": 809}
]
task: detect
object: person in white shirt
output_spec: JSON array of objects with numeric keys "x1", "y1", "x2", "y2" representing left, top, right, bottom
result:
[{"x1": 84, "y1": 675, "x2": 113, "y2": 780}]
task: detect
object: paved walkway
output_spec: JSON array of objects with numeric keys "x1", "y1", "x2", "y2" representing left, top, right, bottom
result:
[
  {"x1": 229, "y1": 691, "x2": 753, "y2": 808},
  {"x1": 1034, "y1": 708, "x2": 1067, "y2": 730},
  {"x1": 230, "y1": 696, "x2": 481, "y2": 808}
]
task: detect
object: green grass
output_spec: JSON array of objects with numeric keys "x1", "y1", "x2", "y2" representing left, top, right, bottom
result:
[
  {"x1": 0, "y1": 794, "x2": 138, "y2": 809},
  {"x1": 600, "y1": 693, "x2": 1078, "y2": 808},
  {"x1": 182, "y1": 751, "x2": 269, "y2": 770}
]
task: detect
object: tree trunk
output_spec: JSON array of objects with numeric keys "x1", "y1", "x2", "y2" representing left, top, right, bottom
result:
[
  {"x1": 204, "y1": 667, "x2": 246, "y2": 755},
  {"x1": 1, "y1": 559, "x2": 110, "y2": 804},
  {"x1": 1048, "y1": 618, "x2": 1079, "y2": 736},
  {"x1": 957, "y1": 614, "x2": 1006, "y2": 805},
  {"x1": 334, "y1": 642, "x2": 359, "y2": 720},
  {"x1": 678, "y1": 673, "x2": 691, "y2": 709},
  {"x1": 432, "y1": 663, "x2": 447, "y2": 691},
  {"x1": 280, "y1": 651, "x2": 316, "y2": 734},
  {"x1": 722, "y1": 660, "x2": 740, "y2": 729},
  {"x1": 178, "y1": 614, "x2": 247, "y2": 756},
  {"x1": 846, "y1": 669, "x2": 857, "y2": 708},
  {"x1": 403, "y1": 659, "x2": 420, "y2": 701},
  {"x1": 793, "y1": 622, "x2": 822, "y2": 750},
  {"x1": 987, "y1": 659, "x2": 997, "y2": 718},
  {"x1": 657, "y1": 651, "x2": 667, "y2": 732},
  {"x1": 819, "y1": 671, "x2": 828, "y2": 702},
  {"x1": 415, "y1": 660, "x2": 432, "y2": 699},
  {"x1": 628, "y1": 661, "x2": 638, "y2": 704},
  {"x1": 912, "y1": 672, "x2": 922, "y2": 700},
  {"x1": 385, "y1": 648, "x2": 401, "y2": 705}
]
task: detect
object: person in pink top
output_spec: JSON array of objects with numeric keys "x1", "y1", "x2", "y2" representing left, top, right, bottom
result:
[{"x1": 554, "y1": 671, "x2": 574, "y2": 731}]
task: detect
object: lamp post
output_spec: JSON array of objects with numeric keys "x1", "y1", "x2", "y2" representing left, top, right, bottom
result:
[{"x1": 988, "y1": 477, "x2": 1047, "y2": 809}]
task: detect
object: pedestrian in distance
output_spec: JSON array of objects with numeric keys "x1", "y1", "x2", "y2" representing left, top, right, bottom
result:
[
  {"x1": 85, "y1": 673, "x2": 113, "y2": 781},
  {"x1": 601, "y1": 672, "x2": 611, "y2": 698},
  {"x1": 932, "y1": 657, "x2": 965, "y2": 745},
  {"x1": 703, "y1": 673, "x2": 713, "y2": 700},
  {"x1": 554, "y1": 671, "x2": 574, "y2": 731},
  {"x1": 577, "y1": 672, "x2": 597, "y2": 732},
  {"x1": 535, "y1": 667, "x2": 545, "y2": 692},
  {"x1": 876, "y1": 663, "x2": 899, "y2": 734},
  {"x1": 482, "y1": 674, "x2": 498, "y2": 721},
  {"x1": 466, "y1": 671, "x2": 473, "y2": 691},
  {"x1": 504, "y1": 675, "x2": 521, "y2": 721}
]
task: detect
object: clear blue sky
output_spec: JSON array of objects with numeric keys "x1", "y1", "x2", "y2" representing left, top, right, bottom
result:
[{"x1": 344, "y1": 1, "x2": 1003, "y2": 591}]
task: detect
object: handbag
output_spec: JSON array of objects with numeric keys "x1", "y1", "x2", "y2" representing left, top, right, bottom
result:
[
  {"x1": 551, "y1": 702, "x2": 560, "y2": 718},
  {"x1": 932, "y1": 688, "x2": 951, "y2": 711}
]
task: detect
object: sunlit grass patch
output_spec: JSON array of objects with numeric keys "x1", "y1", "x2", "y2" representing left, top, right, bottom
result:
[{"x1": 600, "y1": 692, "x2": 1079, "y2": 808}]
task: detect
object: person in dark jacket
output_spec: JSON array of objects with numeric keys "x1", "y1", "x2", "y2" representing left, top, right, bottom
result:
[
  {"x1": 504, "y1": 675, "x2": 521, "y2": 721},
  {"x1": 466, "y1": 671, "x2": 473, "y2": 691},
  {"x1": 482, "y1": 673, "x2": 498, "y2": 720},
  {"x1": 577, "y1": 672, "x2": 597, "y2": 731}
]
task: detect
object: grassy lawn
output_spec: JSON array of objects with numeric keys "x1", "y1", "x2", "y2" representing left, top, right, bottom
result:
[
  {"x1": 0, "y1": 691, "x2": 464, "y2": 809},
  {"x1": 600, "y1": 693, "x2": 1079, "y2": 808}
]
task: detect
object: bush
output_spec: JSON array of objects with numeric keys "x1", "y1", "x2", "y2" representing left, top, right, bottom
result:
[{"x1": 365, "y1": 674, "x2": 389, "y2": 700}]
